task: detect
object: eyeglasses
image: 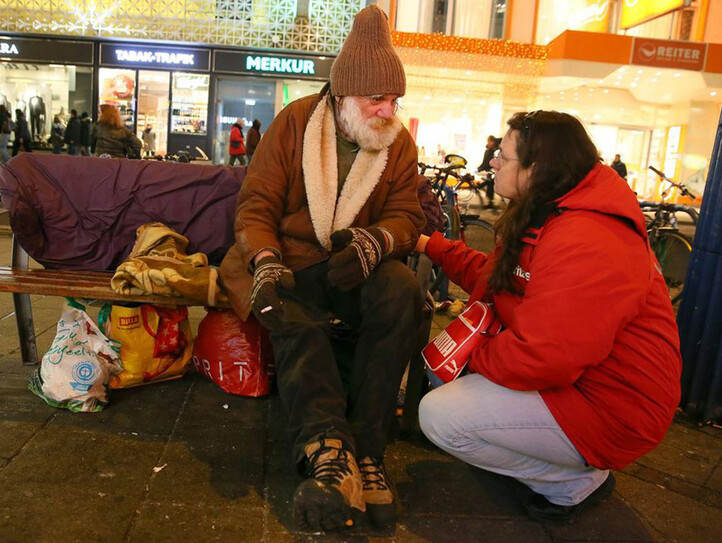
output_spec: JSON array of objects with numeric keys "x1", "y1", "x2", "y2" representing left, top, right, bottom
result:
[{"x1": 492, "y1": 149, "x2": 519, "y2": 164}]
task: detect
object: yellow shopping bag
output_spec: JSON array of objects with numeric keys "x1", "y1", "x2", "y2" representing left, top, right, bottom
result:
[{"x1": 104, "y1": 304, "x2": 193, "y2": 388}]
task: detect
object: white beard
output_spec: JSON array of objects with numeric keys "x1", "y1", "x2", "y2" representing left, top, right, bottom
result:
[{"x1": 337, "y1": 97, "x2": 402, "y2": 151}]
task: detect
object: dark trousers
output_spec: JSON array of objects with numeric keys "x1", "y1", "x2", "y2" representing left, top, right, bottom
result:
[
  {"x1": 270, "y1": 259, "x2": 422, "y2": 465},
  {"x1": 11, "y1": 140, "x2": 32, "y2": 156},
  {"x1": 228, "y1": 154, "x2": 246, "y2": 166}
]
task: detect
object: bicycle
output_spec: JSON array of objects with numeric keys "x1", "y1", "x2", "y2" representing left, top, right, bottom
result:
[
  {"x1": 645, "y1": 165, "x2": 697, "y2": 306},
  {"x1": 417, "y1": 160, "x2": 496, "y2": 301}
]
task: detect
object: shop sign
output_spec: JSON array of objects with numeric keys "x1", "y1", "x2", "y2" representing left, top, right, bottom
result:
[
  {"x1": 0, "y1": 42, "x2": 19, "y2": 55},
  {"x1": 100, "y1": 44, "x2": 210, "y2": 71},
  {"x1": 246, "y1": 55, "x2": 316, "y2": 75},
  {"x1": 631, "y1": 37, "x2": 706, "y2": 71},
  {"x1": 214, "y1": 50, "x2": 333, "y2": 80},
  {"x1": 621, "y1": 0, "x2": 688, "y2": 30},
  {"x1": 0, "y1": 36, "x2": 93, "y2": 64}
]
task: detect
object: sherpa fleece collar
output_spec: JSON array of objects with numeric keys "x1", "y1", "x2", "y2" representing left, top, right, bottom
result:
[{"x1": 302, "y1": 94, "x2": 389, "y2": 249}]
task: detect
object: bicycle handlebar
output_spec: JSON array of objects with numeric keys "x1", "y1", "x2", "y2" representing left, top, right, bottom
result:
[{"x1": 648, "y1": 165, "x2": 696, "y2": 199}]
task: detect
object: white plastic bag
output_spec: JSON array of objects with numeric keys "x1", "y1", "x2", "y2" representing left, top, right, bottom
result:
[{"x1": 29, "y1": 301, "x2": 123, "y2": 412}]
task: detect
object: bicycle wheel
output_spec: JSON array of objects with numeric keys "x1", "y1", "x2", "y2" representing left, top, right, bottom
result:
[
  {"x1": 650, "y1": 230, "x2": 692, "y2": 305},
  {"x1": 461, "y1": 218, "x2": 496, "y2": 254}
]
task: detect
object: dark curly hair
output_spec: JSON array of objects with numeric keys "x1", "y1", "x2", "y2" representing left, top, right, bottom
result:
[{"x1": 487, "y1": 111, "x2": 600, "y2": 294}]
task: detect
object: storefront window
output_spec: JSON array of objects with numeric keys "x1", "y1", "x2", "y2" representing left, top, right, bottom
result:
[
  {"x1": 0, "y1": 63, "x2": 92, "y2": 146},
  {"x1": 396, "y1": 0, "x2": 504, "y2": 39},
  {"x1": 99, "y1": 67, "x2": 136, "y2": 128},
  {"x1": 280, "y1": 80, "x2": 324, "y2": 109},
  {"x1": 452, "y1": 1, "x2": 498, "y2": 40},
  {"x1": 535, "y1": 0, "x2": 612, "y2": 44},
  {"x1": 170, "y1": 72, "x2": 209, "y2": 135}
]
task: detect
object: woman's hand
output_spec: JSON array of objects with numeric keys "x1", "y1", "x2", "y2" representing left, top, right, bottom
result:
[{"x1": 415, "y1": 234, "x2": 430, "y2": 254}]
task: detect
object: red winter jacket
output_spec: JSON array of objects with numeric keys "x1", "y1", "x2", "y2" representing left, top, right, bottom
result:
[
  {"x1": 425, "y1": 163, "x2": 681, "y2": 470},
  {"x1": 229, "y1": 124, "x2": 246, "y2": 156}
]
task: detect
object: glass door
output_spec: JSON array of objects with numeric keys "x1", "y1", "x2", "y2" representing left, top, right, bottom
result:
[
  {"x1": 213, "y1": 77, "x2": 275, "y2": 165},
  {"x1": 137, "y1": 70, "x2": 170, "y2": 156}
]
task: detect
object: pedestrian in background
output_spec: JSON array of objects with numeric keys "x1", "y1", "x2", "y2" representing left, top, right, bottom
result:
[
  {"x1": 141, "y1": 125, "x2": 156, "y2": 157},
  {"x1": 11, "y1": 110, "x2": 32, "y2": 156},
  {"x1": 64, "y1": 109, "x2": 81, "y2": 156},
  {"x1": 50, "y1": 115, "x2": 65, "y2": 154},
  {"x1": 611, "y1": 154, "x2": 627, "y2": 180},
  {"x1": 228, "y1": 118, "x2": 246, "y2": 166},
  {"x1": 79, "y1": 112, "x2": 92, "y2": 156},
  {"x1": 0, "y1": 105, "x2": 12, "y2": 164},
  {"x1": 477, "y1": 135, "x2": 501, "y2": 209},
  {"x1": 245, "y1": 119, "x2": 261, "y2": 165}
]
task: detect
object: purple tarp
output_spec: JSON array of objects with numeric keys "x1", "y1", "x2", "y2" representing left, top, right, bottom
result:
[{"x1": 0, "y1": 154, "x2": 244, "y2": 270}]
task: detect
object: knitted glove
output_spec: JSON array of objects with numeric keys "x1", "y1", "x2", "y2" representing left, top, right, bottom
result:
[
  {"x1": 327, "y1": 227, "x2": 389, "y2": 291},
  {"x1": 250, "y1": 255, "x2": 295, "y2": 328}
]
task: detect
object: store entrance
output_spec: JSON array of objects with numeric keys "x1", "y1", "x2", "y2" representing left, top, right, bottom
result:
[
  {"x1": 137, "y1": 70, "x2": 169, "y2": 156},
  {"x1": 213, "y1": 77, "x2": 275, "y2": 165}
]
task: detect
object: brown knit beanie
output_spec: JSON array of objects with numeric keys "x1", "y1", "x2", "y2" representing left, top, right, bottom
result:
[{"x1": 330, "y1": 5, "x2": 406, "y2": 97}]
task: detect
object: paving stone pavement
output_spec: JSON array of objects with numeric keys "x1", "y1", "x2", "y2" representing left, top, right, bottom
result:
[{"x1": 0, "y1": 231, "x2": 721, "y2": 542}]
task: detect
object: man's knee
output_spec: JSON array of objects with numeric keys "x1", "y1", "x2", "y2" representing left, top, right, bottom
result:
[{"x1": 362, "y1": 260, "x2": 421, "y2": 315}]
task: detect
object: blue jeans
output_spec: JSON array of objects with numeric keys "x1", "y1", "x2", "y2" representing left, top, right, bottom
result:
[{"x1": 419, "y1": 373, "x2": 609, "y2": 506}]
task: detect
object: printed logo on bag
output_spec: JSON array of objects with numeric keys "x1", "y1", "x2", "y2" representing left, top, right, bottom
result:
[
  {"x1": 443, "y1": 359, "x2": 461, "y2": 375},
  {"x1": 432, "y1": 331, "x2": 457, "y2": 357},
  {"x1": 70, "y1": 361, "x2": 98, "y2": 392},
  {"x1": 193, "y1": 356, "x2": 250, "y2": 382},
  {"x1": 119, "y1": 315, "x2": 140, "y2": 327}
]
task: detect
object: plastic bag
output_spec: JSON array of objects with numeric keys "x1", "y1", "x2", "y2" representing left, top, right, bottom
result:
[
  {"x1": 28, "y1": 301, "x2": 122, "y2": 412},
  {"x1": 422, "y1": 301, "x2": 502, "y2": 384},
  {"x1": 102, "y1": 304, "x2": 193, "y2": 388},
  {"x1": 192, "y1": 309, "x2": 273, "y2": 397}
]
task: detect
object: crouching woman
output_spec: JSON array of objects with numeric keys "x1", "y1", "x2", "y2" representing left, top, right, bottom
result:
[{"x1": 417, "y1": 110, "x2": 681, "y2": 522}]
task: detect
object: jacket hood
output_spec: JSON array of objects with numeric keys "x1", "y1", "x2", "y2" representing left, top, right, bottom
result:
[{"x1": 556, "y1": 163, "x2": 647, "y2": 239}]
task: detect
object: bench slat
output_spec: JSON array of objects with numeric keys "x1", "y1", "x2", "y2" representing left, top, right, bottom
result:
[{"x1": 0, "y1": 266, "x2": 227, "y2": 307}]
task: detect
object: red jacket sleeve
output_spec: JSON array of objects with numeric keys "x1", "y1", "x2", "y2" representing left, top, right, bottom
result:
[
  {"x1": 468, "y1": 212, "x2": 650, "y2": 390},
  {"x1": 425, "y1": 231, "x2": 491, "y2": 297}
]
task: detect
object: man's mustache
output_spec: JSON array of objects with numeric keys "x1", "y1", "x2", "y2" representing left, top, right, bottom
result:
[{"x1": 367, "y1": 117, "x2": 395, "y2": 129}]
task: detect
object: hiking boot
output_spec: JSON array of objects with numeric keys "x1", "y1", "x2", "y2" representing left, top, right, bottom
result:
[
  {"x1": 359, "y1": 456, "x2": 397, "y2": 529},
  {"x1": 293, "y1": 438, "x2": 365, "y2": 532},
  {"x1": 523, "y1": 472, "x2": 616, "y2": 523}
]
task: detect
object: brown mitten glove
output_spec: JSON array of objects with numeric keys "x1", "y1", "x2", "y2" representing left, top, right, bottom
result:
[
  {"x1": 327, "y1": 227, "x2": 389, "y2": 291},
  {"x1": 251, "y1": 256, "x2": 295, "y2": 328}
]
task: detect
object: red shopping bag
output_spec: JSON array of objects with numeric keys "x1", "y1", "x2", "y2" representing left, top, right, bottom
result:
[
  {"x1": 422, "y1": 301, "x2": 502, "y2": 384},
  {"x1": 192, "y1": 309, "x2": 274, "y2": 397}
]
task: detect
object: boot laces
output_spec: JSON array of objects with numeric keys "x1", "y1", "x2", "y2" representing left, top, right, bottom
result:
[
  {"x1": 305, "y1": 440, "x2": 354, "y2": 486},
  {"x1": 359, "y1": 457, "x2": 388, "y2": 491}
]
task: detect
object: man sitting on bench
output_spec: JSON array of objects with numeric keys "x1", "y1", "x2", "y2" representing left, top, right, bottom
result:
[{"x1": 219, "y1": 5, "x2": 425, "y2": 533}]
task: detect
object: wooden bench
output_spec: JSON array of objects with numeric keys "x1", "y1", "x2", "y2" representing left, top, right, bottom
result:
[
  {"x1": 0, "y1": 234, "x2": 431, "y2": 433},
  {"x1": 0, "y1": 235, "x2": 227, "y2": 367}
]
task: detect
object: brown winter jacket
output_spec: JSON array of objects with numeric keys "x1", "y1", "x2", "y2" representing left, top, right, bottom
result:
[{"x1": 219, "y1": 86, "x2": 425, "y2": 319}]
